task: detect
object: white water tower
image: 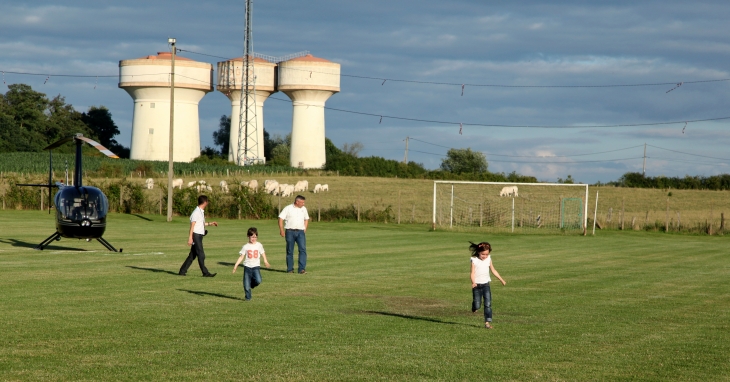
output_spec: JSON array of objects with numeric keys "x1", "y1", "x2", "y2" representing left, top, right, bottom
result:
[
  {"x1": 216, "y1": 57, "x2": 276, "y2": 163},
  {"x1": 278, "y1": 54, "x2": 340, "y2": 169},
  {"x1": 119, "y1": 52, "x2": 213, "y2": 162}
]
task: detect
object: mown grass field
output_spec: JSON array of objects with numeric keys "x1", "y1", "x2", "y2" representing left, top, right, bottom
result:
[{"x1": 1, "y1": 210, "x2": 728, "y2": 381}]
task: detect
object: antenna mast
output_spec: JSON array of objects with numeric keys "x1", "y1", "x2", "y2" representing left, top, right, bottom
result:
[{"x1": 237, "y1": 0, "x2": 260, "y2": 165}]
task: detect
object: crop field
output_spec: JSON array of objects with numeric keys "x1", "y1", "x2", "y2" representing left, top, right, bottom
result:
[
  {"x1": 3, "y1": 172, "x2": 729, "y2": 232},
  {"x1": 1, "y1": 210, "x2": 728, "y2": 380}
]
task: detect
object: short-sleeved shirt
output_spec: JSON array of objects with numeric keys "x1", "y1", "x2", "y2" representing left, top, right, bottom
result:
[
  {"x1": 278, "y1": 204, "x2": 309, "y2": 230},
  {"x1": 471, "y1": 256, "x2": 492, "y2": 284},
  {"x1": 240, "y1": 242, "x2": 265, "y2": 268},
  {"x1": 190, "y1": 206, "x2": 205, "y2": 235}
]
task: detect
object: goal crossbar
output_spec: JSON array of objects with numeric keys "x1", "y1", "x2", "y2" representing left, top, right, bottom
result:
[{"x1": 432, "y1": 181, "x2": 589, "y2": 235}]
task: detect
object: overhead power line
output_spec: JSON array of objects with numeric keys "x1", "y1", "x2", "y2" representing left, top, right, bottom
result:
[
  {"x1": 267, "y1": 96, "x2": 730, "y2": 129},
  {"x1": 409, "y1": 137, "x2": 644, "y2": 158},
  {"x1": 174, "y1": 48, "x2": 730, "y2": 89},
  {"x1": 6, "y1": 49, "x2": 730, "y2": 89},
  {"x1": 647, "y1": 144, "x2": 730, "y2": 161}
]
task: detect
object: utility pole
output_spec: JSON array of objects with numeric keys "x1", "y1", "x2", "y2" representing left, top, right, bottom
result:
[
  {"x1": 166, "y1": 37, "x2": 176, "y2": 222},
  {"x1": 403, "y1": 136, "x2": 409, "y2": 164},
  {"x1": 642, "y1": 143, "x2": 647, "y2": 176}
]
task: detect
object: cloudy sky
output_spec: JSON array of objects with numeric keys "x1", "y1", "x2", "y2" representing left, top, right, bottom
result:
[{"x1": 2, "y1": 0, "x2": 729, "y2": 183}]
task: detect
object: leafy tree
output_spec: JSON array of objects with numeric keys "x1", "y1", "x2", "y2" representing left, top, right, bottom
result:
[
  {"x1": 0, "y1": 84, "x2": 100, "y2": 154},
  {"x1": 557, "y1": 175, "x2": 575, "y2": 184},
  {"x1": 81, "y1": 106, "x2": 129, "y2": 158},
  {"x1": 266, "y1": 133, "x2": 290, "y2": 166},
  {"x1": 440, "y1": 148, "x2": 488, "y2": 174},
  {"x1": 212, "y1": 115, "x2": 230, "y2": 157},
  {"x1": 341, "y1": 142, "x2": 364, "y2": 157}
]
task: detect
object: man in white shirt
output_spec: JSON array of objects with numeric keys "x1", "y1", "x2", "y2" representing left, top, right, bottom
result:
[
  {"x1": 179, "y1": 195, "x2": 218, "y2": 277},
  {"x1": 278, "y1": 195, "x2": 309, "y2": 274}
]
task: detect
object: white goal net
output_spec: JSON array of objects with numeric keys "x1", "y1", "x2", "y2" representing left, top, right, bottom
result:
[{"x1": 432, "y1": 181, "x2": 589, "y2": 234}]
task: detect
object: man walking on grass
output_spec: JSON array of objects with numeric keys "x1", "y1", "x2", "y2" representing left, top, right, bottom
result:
[
  {"x1": 179, "y1": 195, "x2": 218, "y2": 277},
  {"x1": 278, "y1": 195, "x2": 309, "y2": 274}
]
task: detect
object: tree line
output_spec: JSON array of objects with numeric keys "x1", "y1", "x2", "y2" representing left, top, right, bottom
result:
[
  {"x1": 605, "y1": 172, "x2": 730, "y2": 190},
  {"x1": 0, "y1": 84, "x2": 129, "y2": 157}
]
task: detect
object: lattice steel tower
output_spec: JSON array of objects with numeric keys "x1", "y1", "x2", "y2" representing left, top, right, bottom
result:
[{"x1": 238, "y1": 0, "x2": 260, "y2": 165}]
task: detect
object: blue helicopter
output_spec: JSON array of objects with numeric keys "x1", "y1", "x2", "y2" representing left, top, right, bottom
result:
[{"x1": 19, "y1": 133, "x2": 122, "y2": 252}]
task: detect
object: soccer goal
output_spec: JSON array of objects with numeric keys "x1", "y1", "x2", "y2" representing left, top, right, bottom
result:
[{"x1": 432, "y1": 181, "x2": 589, "y2": 234}]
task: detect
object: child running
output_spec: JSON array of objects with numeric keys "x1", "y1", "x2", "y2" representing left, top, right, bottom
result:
[
  {"x1": 232, "y1": 227, "x2": 270, "y2": 300},
  {"x1": 469, "y1": 241, "x2": 506, "y2": 329}
]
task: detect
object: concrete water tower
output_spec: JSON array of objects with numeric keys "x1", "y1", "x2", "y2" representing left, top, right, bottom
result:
[
  {"x1": 278, "y1": 54, "x2": 340, "y2": 169},
  {"x1": 119, "y1": 52, "x2": 213, "y2": 162},
  {"x1": 216, "y1": 56, "x2": 276, "y2": 164}
]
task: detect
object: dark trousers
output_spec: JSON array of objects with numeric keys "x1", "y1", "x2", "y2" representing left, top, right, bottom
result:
[
  {"x1": 243, "y1": 266, "x2": 262, "y2": 300},
  {"x1": 472, "y1": 283, "x2": 492, "y2": 322},
  {"x1": 285, "y1": 229, "x2": 307, "y2": 272},
  {"x1": 179, "y1": 233, "x2": 211, "y2": 275}
]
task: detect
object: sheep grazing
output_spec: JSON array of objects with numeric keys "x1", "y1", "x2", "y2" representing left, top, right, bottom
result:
[
  {"x1": 172, "y1": 178, "x2": 183, "y2": 189},
  {"x1": 280, "y1": 184, "x2": 295, "y2": 197},
  {"x1": 145, "y1": 178, "x2": 154, "y2": 190},
  {"x1": 187, "y1": 181, "x2": 197, "y2": 188},
  {"x1": 294, "y1": 180, "x2": 309, "y2": 192},
  {"x1": 240, "y1": 181, "x2": 249, "y2": 187},
  {"x1": 220, "y1": 180, "x2": 229, "y2": 194},
  {"x1": 313, "y1": 184, "x2": 323, "y2": 193},
  {"x1": 265, "y1": 181, "x2": 280, "y2": 195},
  {"x1": 248, "y1": 179, "x2": 258, "y2": 192},
  {"x1": 276, "y1": 184, "x2": 290, "y2": 196},
  {"x1": 499, "y1": 186, "x2": 518, "y2": 197},
  {"x1": 321, "y1": 184, "x2": 329, "y2": 192}
]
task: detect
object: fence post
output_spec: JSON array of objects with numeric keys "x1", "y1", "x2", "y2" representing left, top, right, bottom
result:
[
  {"x1": 159, "y1": 188, "x2": 162, "y2": 215},
  {"x1": 631, "y1": 216, "x2": 636, "y2": 230},
  {"x1": 721, "y1": 212, "x2": 725, "y2": 232},
  {"x1": 665, "y1": 198, "x2": 669, "y2": 232},
  {"x1": 318, "y1": 204, "x2": 321, "y2": 222},
  {"x1": 398, "y1": 190, "x2": 401, "y2": 224},
  {"x1": 620, "y1": 198, "x2": 625, "y2": 230},
  {"x1": 411, "y1": 203, "x2": 415, "y2": 224},
  {"x1": 40, "y1": 188, "x2": 44, "y2": 211},
  {"x1": 120, "y1": 185, "x2": 124, "y2": 212},
  {"x1": 357, "y1": 190, "x2": 361, "y2": 222}
]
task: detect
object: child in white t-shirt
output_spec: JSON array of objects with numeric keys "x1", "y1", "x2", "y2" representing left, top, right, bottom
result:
[
  {"x1": 233, "y1": 227, "x2": 270, "y2": 300},
  {"x1": 469, "y1": 241, "x2": 506, "y2": 329}
]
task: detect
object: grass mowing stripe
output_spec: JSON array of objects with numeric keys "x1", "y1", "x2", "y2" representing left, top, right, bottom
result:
[{"x1": 1, "y1": 210, "x2": 728, "y2": 380}]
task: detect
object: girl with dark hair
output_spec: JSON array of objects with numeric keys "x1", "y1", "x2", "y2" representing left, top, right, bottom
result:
[
  {"x1": 469, "y1": 241, "x2": 506, "y2": 329},
  {"x1": 233, "y1": 227, "x2": 270, "y2": 300}
]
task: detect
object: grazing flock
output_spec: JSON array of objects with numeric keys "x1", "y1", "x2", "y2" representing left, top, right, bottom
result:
[{"x1": 143, "y1": 177, "x2": 329, "y2": 197}]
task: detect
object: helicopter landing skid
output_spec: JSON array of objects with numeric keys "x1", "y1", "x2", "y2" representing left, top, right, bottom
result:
[
  {"x1": 97, "y1": 237, "x2": 122, "y2": 253},
  {"x1": 34, "y1": 232, "x2": 62, "y2": 250}
]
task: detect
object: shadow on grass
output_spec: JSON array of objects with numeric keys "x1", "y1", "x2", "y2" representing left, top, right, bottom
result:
[
  {"x1": 0, "y1": 238, "x2": 87, "y2": 251},
  {"x1": 363, "y1": 311, "x2": 474, "y2": 327},
  {"x1": 178, "y1": 289, "x2": 244, "y2": 301},
  {"x1": 126, "y1": 265, "x2": 179, "y2": 276},
  {"x1": 217, "y1": 262, "x2": 289, "y2": 273},
  {"x1": 131, "y1": 214, "x2": 153, "y2": 221}
]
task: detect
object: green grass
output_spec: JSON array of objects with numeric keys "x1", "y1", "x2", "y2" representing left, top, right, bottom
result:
[{"x1": 0, "y1": 210, "x2": 728, "y2": 381}]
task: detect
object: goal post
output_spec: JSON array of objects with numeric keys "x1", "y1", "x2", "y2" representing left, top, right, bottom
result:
[{"x1": 432, "y1": 181, "x2": 589, "y2": 235}]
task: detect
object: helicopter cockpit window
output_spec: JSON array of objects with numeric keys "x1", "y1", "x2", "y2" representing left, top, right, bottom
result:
[{"x1": 57, "y1": 188, "x2": 107, "y2": 221}]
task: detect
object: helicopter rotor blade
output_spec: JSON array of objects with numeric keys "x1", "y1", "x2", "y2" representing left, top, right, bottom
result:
[
  {"x1": 43, "y1": 136, "x2": 76, "y2": 151},
  {"x1": 43, "y1": 134, "x2": 120, "y2": 159},
  {"x1": 75, "y1": 136, "x2": 119, "y2": 159}
]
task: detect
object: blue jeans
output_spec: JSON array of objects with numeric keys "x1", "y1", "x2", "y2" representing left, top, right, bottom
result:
[
  {"x1": 472, "y1": 283, "x2": 492, "y2": 322},
  {"x1": 243, "y1": 266, "x2": 262, "y2": 300},
  {"x1": 285, "y1": 229, "x2": 307, "y2": 272}
]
